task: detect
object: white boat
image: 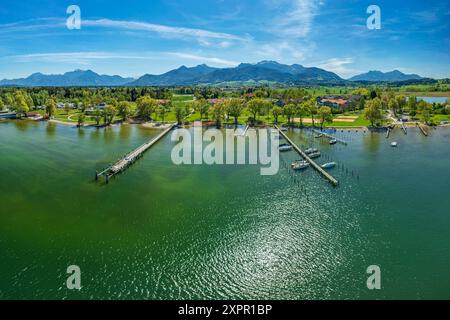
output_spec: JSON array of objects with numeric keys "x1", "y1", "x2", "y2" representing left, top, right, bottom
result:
[
  {"x1": 314, "y1": 134, "x2": 323, "y2": 138},
  {"x1": 321, "y1": 162, "x2": 337, "y2": 169},
  {"x1": 278, "y1": 143, "x2": 292, "y2": 152},
  {"x1": 391, "y1": 142, "x2": 398, "y2": 147},
  {"x1": 280, "y1": 127, "x2": 288, "y2": 132},
  {"x1": 308, "y1": 152, "x2": 321, "y2": 159},
  {"x1": 291, "y1": 160, "x2": 310, "y2": 170},
  {"x1": 304, "y1": 148, "x2": 319, "y2": 155},
  {"x1": 329, "y1": 139, "x2": 338, "y2": 145}
]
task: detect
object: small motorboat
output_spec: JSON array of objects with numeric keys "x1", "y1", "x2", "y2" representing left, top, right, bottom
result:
[
  {"x1": 278, "y1": 143, "x2": 292, "y2": 152},
  {"x1": 329, "y1": 139, "x2": 338, "y2": 145},
  {"x1": 308, "y1": 152, "x2": 321, "y2": 159},
  {"x1": 291, "y1": 160, "x2": 309, "y2": 170},
  {"x1": 280, "y1": 127, "x2": 288, "y2": 132},
  {"x1": 391, "y1": 142, "x2": 398, "y2": 147},
  {"x1": 314, "y1": 134, "x2": 323, "y2": 138},
  {"x1": 304, "y1": 148, "x2": 319, "y2": 155},
  {"x1": 321, "y1": 162, "x2": 337, "y2": 169}
]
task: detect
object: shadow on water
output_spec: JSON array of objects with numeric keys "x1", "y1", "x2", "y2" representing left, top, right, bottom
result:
[
  {"x1": 45, "y1": 122, "x2": 57, "y2": 137},
  {"x1": 362, "y1": 131, "x2": 381, "y2": 154}
]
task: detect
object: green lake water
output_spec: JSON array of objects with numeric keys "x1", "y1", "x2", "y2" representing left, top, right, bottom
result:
[{"x1": 0, "y1": 120, "x2": 449, "y2": 299}]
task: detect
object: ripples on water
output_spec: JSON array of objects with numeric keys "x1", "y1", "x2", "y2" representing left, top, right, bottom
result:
[{"x1": 0, "y1": 122, "x2": 449, "y2": 299}]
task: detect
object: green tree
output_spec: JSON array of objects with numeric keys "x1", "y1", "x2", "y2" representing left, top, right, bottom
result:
[
  {"x1": 45, "y1": 98, "x2": 56, "y2": 118},
  {"x1": 193, "y1": 99, "x2": 210, "y2": 120},
  {"x1": 136, "y1": 96, "x2": 158, "y2": 120},
  {"x1": 283, "y1": 103, "x2": 296, "y2": 125},
  {"x1": 408, "y1": 96, "x2": 417, "y2": 117},
  {"x1": 308, "y1": 102, "x2": 318, "y2": 128},
  {"x1": 388, "y1": 98, "x2": 399, "y2": 116},
  {"x1": 117, "y1": 101, "x2": 133, "y2": 121},
  {"x1": 318, "y1": 106, "x2": 333, "y2": 129},
  {"x1": 104, "y1": 105, "x2": 117, "y2": 126},
  {"x1": 296, "y1": 103, "x2": 309, "y2": 127},
  {"x1": 93, "y1": 109, "x2": 102, "y2": 126},
  {"x1": 174, "y1": 105, "x2": 186, "y2": 125},
  {"x1": 0, "y1": 98, "x2": 4, "y2": 110},
  {"x1": 64, "y1": 103, "x2": 71, "y2": 115},
  {"x1": 77, "y1": 113, "x2": 85, "y2": 127},
  {"x1": 364, "y1": 98, "x2": 383, "y2": 126},
  {"x1": 418, "y1": 101, "x2": 432, "y2": 124},
  {"x1": 395, "y1": 95, "x2": 407, "y2": 114},
  {"x1": 210, "y1": 102, "x2": 225, "y2": 128},
  {"x1": 226, "y1": 99, "x2": 244, "y2": 124},
  {"x1": 156, "y1": 104, "x2": 168, "y2": 123},
  {"x1": 272, "y1": 106, "x2": 283, "y2": 124},
  {"x1": 359, "y1": 96, "x2": 366, "y2": 111},
  {"x1": 12, "y1": 91, "x2": 29, "y2": 118},
  {"x1": 247, "y1": 98, "x2": 265, "y2": 122}
]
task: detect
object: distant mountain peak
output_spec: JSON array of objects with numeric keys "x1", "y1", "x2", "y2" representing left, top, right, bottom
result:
[{"x1": 349, "y1": 70, "x2": 423, "y2": 82}]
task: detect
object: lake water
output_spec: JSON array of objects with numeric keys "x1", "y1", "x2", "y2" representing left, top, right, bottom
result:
[
  {"x1": 0, "y1": 121, "x2": 449, "y2": 299},
  {"x1": 416, "y1": 96, "x2": 448, "y2": 104}
]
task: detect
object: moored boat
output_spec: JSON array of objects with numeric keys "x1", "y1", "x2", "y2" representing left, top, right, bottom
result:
[
  {"x1": 279, "y1": 143, "x2": 292, "y2": 152},
  {"x1": 321, "y1": 162, "x2": 337, "y2": 169},
  {"x1": 291, "y1": 160, "x2": 310, "y2": 170},
  {"x1": 391, "y1": 142, "x2": 398, "y2": 147},
  {"x1": 329, "y1": 139, "x2": 338, "y2": 145},
  {"x1": 304, "y1": 148, "x2": 319, "y2": 155},
  {"x1": 308, "y1": 152, "x2": 321, "y2": 159}
]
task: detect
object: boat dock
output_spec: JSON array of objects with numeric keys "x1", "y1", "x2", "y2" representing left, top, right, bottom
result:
[
  {"x1": 401, "y1": 122, "x2": 407, "y2": 135},
  {"x1": 275, "y1": 126, "x2": 339, "y2": 186},
  {"x1": 418, "y1": 124, "x2": 429, "y2": 136},
  {"x1": 312, "y1": 129, "x2": 348, "y2": 145},
  {"x1": 96, "y1": 123, "x2": 177, "y2": 183}
]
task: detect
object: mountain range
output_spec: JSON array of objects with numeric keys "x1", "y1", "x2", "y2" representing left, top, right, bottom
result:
[
  {"x1": 0, "y1": 70, "x2": 134, "y2": 87},
  {"x1": 348, "y1": 70, "x2": 422, "y2": 82},
  {"x1": 0, "y1": 61, "x2": 427, "y2": 87}
]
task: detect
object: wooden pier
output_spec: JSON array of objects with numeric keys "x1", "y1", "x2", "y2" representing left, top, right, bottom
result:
[
  {"x1": 275, "y1": 126, "x2": 339, "y2": 186},
  {"x1": 96, "y1": 123, "x2": 177, "y2": 183},
  {"x1": 418, "y1": 124, "x2": 429, "y2": 136},
  {"x1": 312, "y1": 129, "x2": 348, "y2": 145},
  {"x1": 401, "y1": 122, "x2": 407, "y2": 135}
]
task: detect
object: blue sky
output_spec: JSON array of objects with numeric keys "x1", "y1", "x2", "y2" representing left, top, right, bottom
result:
[{"x1": 0, "y1": 0, "x2": 449, "y2": 79}]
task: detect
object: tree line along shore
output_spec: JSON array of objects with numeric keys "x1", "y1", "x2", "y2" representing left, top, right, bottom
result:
[{"x1": 0, "y1": 86, "x2": 449, "y2": 129}]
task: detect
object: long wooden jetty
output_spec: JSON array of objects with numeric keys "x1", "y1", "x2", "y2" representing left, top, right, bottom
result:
[
  {"x1": 96, "y1": 123, "x2": 177, "y2": 183},
  {"x1": 275, "y1": 126, "x2": 338, "y2": 186},
  {"x1": 312, "y1": 129, "x2": 348, "y2": 145}
]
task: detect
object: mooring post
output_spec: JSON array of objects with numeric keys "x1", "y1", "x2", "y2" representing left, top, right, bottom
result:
[{"x1": 95, "y1": 170, "x2": 98, "y2": 181}]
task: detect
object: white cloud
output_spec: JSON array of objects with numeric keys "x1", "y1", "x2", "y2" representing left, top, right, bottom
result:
[
  {"x1": 167, "y1": 53, "x2": 239, "y2": 66},
  {"x1": 271, "y1": 0, "x2": 322, "y2": 38},
  {"x1": 315, "y1": 58, "x2": 357, "y2": 77},
  {"x1": 83, "y1": 19, "x2": 249, "y2": 42},
  {"x1": 8, "y1": 51, "x2": 239, "y2": 68}
]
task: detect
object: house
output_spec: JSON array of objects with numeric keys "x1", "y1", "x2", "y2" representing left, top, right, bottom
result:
[{"x1": 317, "y1": 95, "x2": 361, "y2": 109}]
